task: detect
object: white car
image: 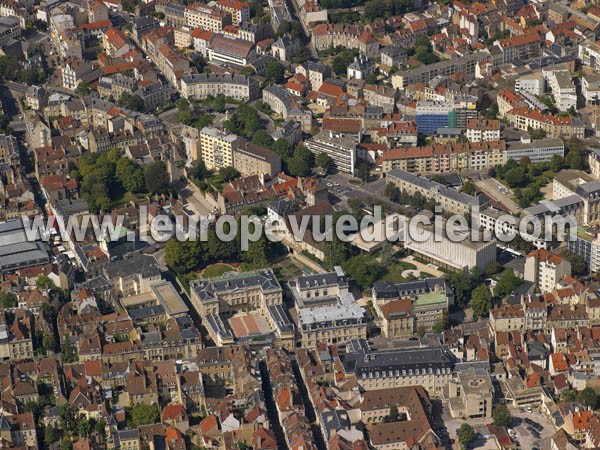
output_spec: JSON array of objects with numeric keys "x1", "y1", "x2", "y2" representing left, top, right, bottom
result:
[{"x1": 326, "y1": 183, "x2": 333, "y2": 187}]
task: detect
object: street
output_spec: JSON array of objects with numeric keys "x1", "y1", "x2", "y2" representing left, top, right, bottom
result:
[{"x1": 180, "y1": 182, "x2": 214, "y2": 216}]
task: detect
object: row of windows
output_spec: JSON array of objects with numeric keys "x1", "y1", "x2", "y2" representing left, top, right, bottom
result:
[{"x1": 361, "y1": 366, "x2": 451, "y2": 378}]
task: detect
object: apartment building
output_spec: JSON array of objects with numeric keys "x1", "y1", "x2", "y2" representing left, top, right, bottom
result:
[
  {"x1": 180, "y1": 73, "x2": 260, "y2": 101},
  {"x1": 579, "y1": 40, "x2": 600, "y2": 71},
  {"x1": 262, "y1": 84, "x2": 312, "y2": 132},
  {"x1": 496, "y1": 32, "x2": 542, "y2": 64},
  {"x1": 363, "y1": 84, "x2": 398, "y2": 114},
  {"x1": 568, "y1": 229, "x2": 600, "y2": 273},
  {"x1": 311, "y1": 23, "x2": 380, "y2": 59},
  {"x1": 415, "y1": 101, "x2": 455, "y2": 135},
  {"x1": 515, "y1": 72, "x2": 544, "y2": 96},
  {"x1": 288, "y1": 267, "x2": 367, "y2": 347},
  {"x1": 505, "y1": 108, "x2": 585, "y2": 139},
  {"x1": 156, "y1": 44, "x2": 191, "y2": 86},
  {"x1": 216, "y1": 0, "x2": 250, "y2": 25},
  {"x1": 199, "y1": 127, "x2": 242, "y2": 170},
  {"x1": 0, "y1": 15, "x2": 19, "y2": 48},
  {"x1": 233, "y1": 141, "x2": 282, "y2": 177},
  {"x1": 553, "y1": 170, "x2": 600, "y2": 225},
  {"x1": 305, "y1": 130, "x2": 358, "y2": 175},
  {"x1": 497, "y1": 88, "x2": 527, "y2": 117},
  {"x1": 380, "y1": 140, "x2": 506, "y2": 173},
  {"x1": 380, "y1": 45, "x2": 407, "y2": 69},
  {"x1": 391, "y1": 51, "x2": 490, "y2": 89},
  {"x1": 173, "y1": 25, "x2": 192, "y2": 48},
  {"x1": 583, "y1": 73, "x2": 600, "y2": 106},
  {"x1": 589, "y1": 149, "x2": 600, "y2": 178},
  {"x1": 524, "y1": 250, "x2": 571, "y2": 293},
  {"x1": 184, "y1": 5, "x2": 231, "y2": 32},
  {"x1": 543, "y1": 67, "x2": 577, "y2": 112},
  {"x1": 466, "y1": 119, "x2": 501, "y2": 142},
  {"x1": 295, "y1": 61, "x2": 331, "y2": 91},
  {"x1": 385, "y1": 168, "x2": 487, "y2": 216}
]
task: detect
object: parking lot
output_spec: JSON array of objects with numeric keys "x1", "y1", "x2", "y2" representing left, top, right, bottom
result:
[
  {"x1": 438, "y1": 404, "x2": 556, "y2": 449},
  {"x1": 510, "y1": 408, "x2": 556, "y2": 449},
  {"x1": 474, "y1": 177, "x2": 522, "y2": 214}
]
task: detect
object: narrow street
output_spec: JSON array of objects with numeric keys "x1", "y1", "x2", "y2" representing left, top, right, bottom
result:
[
  {"x1": 291, "y1": 360, "x2": 328, "y2": 450},
  {"x1": 259, "y1": 360, "x2": 289, "y2": 450},
  {"x1": 284, "y1": 0, "x2": 317, "y2": 58}
]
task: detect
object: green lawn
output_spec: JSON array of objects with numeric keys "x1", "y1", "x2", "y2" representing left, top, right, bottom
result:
[
  {"x1": 111, "y1": 191, "x2": 147, "y2": 207},
  {"x1": 274, "y1": 259, "x2": 311, "y2": 281},
  {"x1": 382, "y1": 261, "x2": 420, "y2": 282},
  {"x1": 201, "y1": 263, "x2": 237, "y2": 278}
]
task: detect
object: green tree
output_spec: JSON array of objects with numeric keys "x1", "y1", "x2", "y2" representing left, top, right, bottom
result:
[
  {"x1": 192, "y1": 159, "x2": 209, "y2": 180},
  {"x1": 493, "y1": 405, "x2": 510, "y2": 427},
  {"x1": 495, "y1": 269, "x2": 521, "y2": 297},
  {"x1": 343, "y1": 254, "x2": 385, "y2": 291},
  {"x1": 519, "y1": 156, "x2": 531, "y2": 169},
  {"x1": 462, "y1": 181, "x2": 475, "y2": 195},
  {"x1": 45, "y1": 425, "x2": 59, "y2": 447},
  {"x1": 578, "y1": 387, "x2": 598, "y2": 409},
  {"x1": 550, "y1": 154, "x2": 564, "y2": 172},
  {"x1": 165, "y1": 240, "x2": 201, "y2": 274},
  {"x1": 566, "y1": 252, "x2": 587, "y2": 276},
  {"x1": 0, "y1": 292, "x2": 16, "y2": 308},
  {"x1": 243, "y1": 233, "x2": 269, "y2": 269},
  {"x1": 43, "y1": 334, "x2": 55, "y2": 352},
  {"x1": 457, "y1": 423, "x2": 475, "y2": 449},
  {"x1": 131, "y1": 404, "x2": 160, "y2": 426},
  {"x1": 276, "y1": 20, "x2": 291, "y2": 37},
  {"x1": 416, "y1": 326, "x2": 426, "y2": 338},
  {"x1": 61, "y1": 337, "x2": 78, "y2": 363},
  {"x1": 357, "y1": 162, "x2": 370, "y2": 182},
  {"x1": 565, "y1": 150, "x2": 583, "y2": 170},
  {"x1": 432, "y1": 317, "x2": 448, "y2": 333},
  {"x1": 124, "y1": 94, "x2": 144, "y2": 112},
  {"x1": 61, "y1": 438, "x2": 73, "y2": 450},
  {"x1": 144, "y1": 161, "x2": 170, "y2": 194},
  {"x1": 288, "y1": 145, "x2": 313, "y2": 177},
  {"x1": 528, "y1": 127, "x2": 546, "y2": 139},
  {"x1": 219, "y1": 166, "x2": 240, "y2": 182},
  {"x1": 176, "y1": 98, "x2": 193, "y2": 125},
  {"x1": 324, "y1": 212, "x2": 350, "y2": 269},
  {"x1": 272, "y1": 138, "x2": 292, "y2": 161},
  {"x1": 447, "y1": 269, "x2": 481, "y2": 308},
  {"x1": 471, "y1": 285, "x2": 493, "y2": 320},
  {"x1": 503, "y1": 167, "x2": 526, "y2": 187},
  {"x1": 316, "y1": 152, "x2": 334, "y2": 174},
  {"x1": 251, "y1": 129, "x2": 275, "y2": 148},
  {"x1": 59, "y1": 404, "x2": 75, "y2": 432},
  {"x1": 265, "y1": 60, "x2": 285, "y2": 84},
  {"x1": 78, "y1": 419, "x2": 92, "y2": 437},
  {"x1": 75, "y1": 81, "x2": 90, "y2": 97}
]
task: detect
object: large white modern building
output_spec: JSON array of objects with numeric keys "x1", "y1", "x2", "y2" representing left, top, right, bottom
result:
[
  {"x1": 404, "y1": 219, "x2": 497, "y2": 271},
  {"x1": 305, "y1": 130, "x2": 358, "y2": 175},
  {"x1": 505, "y1": 138, "x2": 564, "y2": 163},
  {"x1": 543, "y1": 67, "x2": 577, "y2": 112}
]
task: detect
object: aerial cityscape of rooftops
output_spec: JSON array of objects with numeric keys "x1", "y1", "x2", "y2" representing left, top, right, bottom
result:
[{"x1": 10, "y1": 0, "x2": 600, "y2": 448}]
